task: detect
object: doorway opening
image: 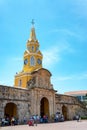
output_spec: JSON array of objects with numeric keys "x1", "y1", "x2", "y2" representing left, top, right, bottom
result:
[
  {"x1": 62, "y1": 105, "x2": 67, "y2": 120},
  {"x1": 4, "y1": 102, "x2": 17, "y2": 119},
  {"x1": 40, "y1": 97, "x2": 49, "y2": 118}
]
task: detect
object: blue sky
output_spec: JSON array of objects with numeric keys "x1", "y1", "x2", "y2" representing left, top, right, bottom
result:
[{"x1": 0, "y1": 0, "x2": 87, "y2": 93}]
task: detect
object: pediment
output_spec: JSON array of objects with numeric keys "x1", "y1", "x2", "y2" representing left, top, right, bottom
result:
[
  {"x1": 27, "y1": 68, "x2": 53, "y2": 89},
  {"x1": 32, "y1": 68, "x2": 52, "y2": 77}
]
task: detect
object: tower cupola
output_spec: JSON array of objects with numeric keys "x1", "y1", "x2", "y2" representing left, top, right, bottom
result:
[{"x1": 23, "y1": 20, "x2": 43, "y2": 72}]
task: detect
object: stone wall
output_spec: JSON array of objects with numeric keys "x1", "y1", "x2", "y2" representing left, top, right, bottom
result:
[
  {"x1": 0, "y1": 85, "x2": 31, "y2": 121},
  {"x1": 0, "y1": 84, "x2": 87, "y2": 122},
  {"x1": 55, "y1": 93, "x2": 87, "y2": 120}
]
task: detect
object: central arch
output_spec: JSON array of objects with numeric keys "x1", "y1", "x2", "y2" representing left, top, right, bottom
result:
[
  {"x1": 4, "y1": 102, "x2": 17, "y2": 118},
  {"x1": 40, "y1": 97, "x2": 49, "y2": 118}
]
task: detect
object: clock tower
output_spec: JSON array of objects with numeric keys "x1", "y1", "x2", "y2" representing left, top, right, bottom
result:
[{"x1": 14, "y1": 21, "x2": 43, "y2": 88}]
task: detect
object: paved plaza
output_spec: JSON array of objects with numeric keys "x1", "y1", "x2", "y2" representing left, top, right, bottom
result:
[{"x1": 0, "y1": 120, "x2": 87, "y2": 130}]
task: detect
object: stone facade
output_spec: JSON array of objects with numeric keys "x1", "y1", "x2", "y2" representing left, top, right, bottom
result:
[{"x1": 0, "y1": 68, "x2": 87, "y2": 122}]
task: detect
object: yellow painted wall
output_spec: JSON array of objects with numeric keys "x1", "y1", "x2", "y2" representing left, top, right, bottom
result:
[{"x1": 14, "y1": 73, "x2": 32, "y2": 88}]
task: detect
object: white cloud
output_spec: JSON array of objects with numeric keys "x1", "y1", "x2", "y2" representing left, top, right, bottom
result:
[
  {"x1": 49, "y1": 28, "x2": 84, "y2": 40},
  {"x1": 52, "y1": 72, "x2": 87, "y2": 82},
  {"x1": 42, "y1": 40, "x2": 74, "y2": 68},
  {"x1": 42, "y1": 46, "x2": 60, "y2": 68},
  {"x1": 77, "y1": 73, "x2": 87, "y2": 80}
]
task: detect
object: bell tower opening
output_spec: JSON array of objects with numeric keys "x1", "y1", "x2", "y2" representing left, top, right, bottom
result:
[
  {"x1": 40, "y1": 97, "x2": 49, "y2": 118},
  {"x1": 4, "y1": 103, "x2": 17, "y2": 118}
]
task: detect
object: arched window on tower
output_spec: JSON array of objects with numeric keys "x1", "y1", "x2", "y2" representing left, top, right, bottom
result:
[
  {"x1": 30, "y1": 56, "x2": 35, "y2": 66},
  {"x1": 31, "y1": 46, "x2": 34, "y2": 52},
  {"x1": 18, "y1": 79, "x2": 22, "y2": 87}
]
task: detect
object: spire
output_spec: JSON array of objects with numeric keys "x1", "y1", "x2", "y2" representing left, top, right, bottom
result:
[
  {"x1": 29, "y1": 19, "x2": 37, "y2": 41},
  {"x1": 31, "y1": 19, "x2": 34, "y2": 27}
]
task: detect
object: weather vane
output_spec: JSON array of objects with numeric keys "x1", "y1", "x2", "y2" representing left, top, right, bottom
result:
[{"x1": 31, "y1": 19, "x2": 35, "y2": 26}]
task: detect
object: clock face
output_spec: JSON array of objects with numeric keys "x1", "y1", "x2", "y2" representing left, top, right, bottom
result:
[
  {"x1": 24, "y1": 59, "x2": 28, "y2": 65},
  {"x1": 37, "y1": 59, "x2": 42, "y2": 65}
]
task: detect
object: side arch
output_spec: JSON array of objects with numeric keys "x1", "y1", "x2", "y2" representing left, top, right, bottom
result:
[
  {"x1": 4, "y1": 102, "x2": 17, "y2": 118},
  {"x1": 62, "y1": 105, "x2": 68, "y2": 120}
]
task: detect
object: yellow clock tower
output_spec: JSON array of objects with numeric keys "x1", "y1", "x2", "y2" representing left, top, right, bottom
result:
[{"x1": 14, "y1": 21, "x2": 43, "y2": 88}]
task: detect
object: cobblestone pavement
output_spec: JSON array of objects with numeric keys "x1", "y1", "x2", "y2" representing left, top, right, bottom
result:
[{"x1": 0, "y1": 120, "x2": 87, "y2": 130}]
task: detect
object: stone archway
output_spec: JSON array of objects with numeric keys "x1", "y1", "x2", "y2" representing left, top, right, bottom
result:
[
  {"x1": 4, "y1": 102, "x2": 17, "y2": 118},
  {"x1": 62, "y1": 105, "x2": 67, "y2": 120},
  {"x1": 40, "y1": 97, "x2": 49, "y2": 117}
]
